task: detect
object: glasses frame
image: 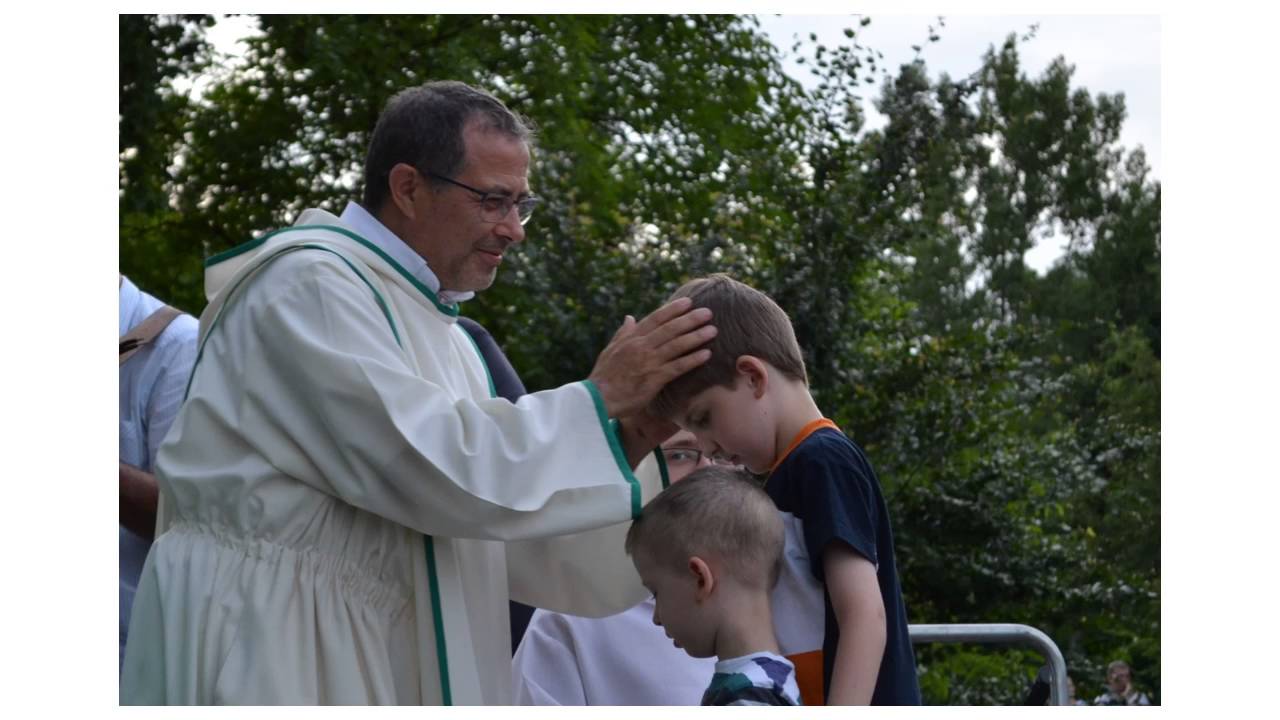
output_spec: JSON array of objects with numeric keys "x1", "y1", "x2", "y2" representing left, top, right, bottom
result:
[
  {"x1": 424, "y1": 170, "x2": 540, "y2": 226},
  {"x1": 659, "y1": 447, "x2": 734, "y2": 467}
]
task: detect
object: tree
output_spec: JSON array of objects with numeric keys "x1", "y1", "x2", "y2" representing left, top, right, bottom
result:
[
  {"x1": 119, "y1": 13, "x2": 215, "y2": 310},
  {"x1": 119, "y1": 15, "x2": 1160, "y2": 703}
]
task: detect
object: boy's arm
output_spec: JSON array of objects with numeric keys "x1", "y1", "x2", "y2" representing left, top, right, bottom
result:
[{"x1": 823, "y1": 541, "x2": 886, "y2": 705}]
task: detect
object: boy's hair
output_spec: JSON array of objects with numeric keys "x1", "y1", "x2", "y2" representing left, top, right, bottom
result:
[
  {"x1": 625, "y1": 465, "x2": 784, "y2": 590},
  {"x1": 649, "y1": 273, "x2": 807, "y2": 420}
]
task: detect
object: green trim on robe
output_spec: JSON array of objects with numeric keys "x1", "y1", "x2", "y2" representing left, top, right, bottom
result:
[
  {"x1": 583, "y1": 381, "x2": 642, "y2": 518},
  {"x1": 654, "y1": 445, "x2": 672, "y2": 490},
  {"x1": 206, "y1": 224, "x2": 461, "y2": 317},
  {"x1": 423, "y1": 536, "x2": 453, "y2": 706},
  {"x1": 192, "y1": 240, "x2": 455, "y2": 703},
  {"x1": 187, "y1": 244, "x2": 403, "y2": 400}
]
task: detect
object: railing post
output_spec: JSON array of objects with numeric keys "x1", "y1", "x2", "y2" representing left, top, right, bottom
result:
[{"x1": 909, "y1": 623, "x2": 1069, "y2": 705}]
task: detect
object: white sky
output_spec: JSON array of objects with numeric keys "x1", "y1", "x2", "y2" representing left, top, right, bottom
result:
[
  {"x1": 758, "y1": 14, "x2": 1160, "y2": 272},
  {"x1": 759, "y1": 14, "x2": 1160, "y2": 178}
]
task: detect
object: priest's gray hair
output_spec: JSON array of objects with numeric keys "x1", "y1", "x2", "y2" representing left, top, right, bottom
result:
[{"x1": 361, "y1": 80, "x2": 536, "y2": 213}]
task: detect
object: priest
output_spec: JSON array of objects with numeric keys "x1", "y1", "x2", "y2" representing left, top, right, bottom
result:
[{"x1": 121, "y1": 80, "x2": 716, "y2": 705}]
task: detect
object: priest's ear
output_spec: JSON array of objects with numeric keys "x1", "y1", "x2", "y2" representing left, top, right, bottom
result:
[{"x1": 386, "y1": 162, "x2": 424, "y2": 220}]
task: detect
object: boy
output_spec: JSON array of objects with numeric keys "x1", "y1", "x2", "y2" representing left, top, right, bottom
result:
[
  {"x1": 511, "y1": 430, "x2": 721, "y2": 705},
  {"x1": 649, "y1": 273, "x2": 921, "y2": 705},
  {"x1": 625, "y1": 466, "x2": 801, "y2": 706}
]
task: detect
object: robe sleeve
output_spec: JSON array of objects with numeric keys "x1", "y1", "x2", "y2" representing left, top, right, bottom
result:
[
  {"x1": 504, "y1": 451, "x2": 661, "y2": 616},
  {"x1": 187, "y1": 251, "x2": 646, "y2": 542}
]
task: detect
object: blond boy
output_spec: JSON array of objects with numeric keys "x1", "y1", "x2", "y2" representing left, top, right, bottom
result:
[
  {"x1": 511, "y1": 430, "x2": 719, "y2": 705},
  {"x1": 625, "y1": 466, "x2": 800, "y2": 705}
]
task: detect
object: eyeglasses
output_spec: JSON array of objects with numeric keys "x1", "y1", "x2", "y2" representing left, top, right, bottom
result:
[
  {"x1": 660, "y1": 447, "x2": 735, "y2": 468},
  {"x1": 424, "y1": 170, "x2": 540, "y2": 226}
]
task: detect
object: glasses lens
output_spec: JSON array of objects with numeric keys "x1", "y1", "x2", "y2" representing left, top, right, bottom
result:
[
  {"x1": 477, "y1": 196, "x2": 538, "y2": 225},
  {"x1": 476, "y1": 196, "x2": 509, "y2": 223},
  {"x1": 662, "y1": 448, "x2": 701, "y2": 466},
  {"x1": 516, "y1": 197, "x2": 539, "y2": 225}
]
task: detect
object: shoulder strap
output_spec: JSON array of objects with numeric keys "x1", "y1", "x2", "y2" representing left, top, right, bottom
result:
[{"x1": 120, "y1": 305, "x2": 183, "y2": 366}]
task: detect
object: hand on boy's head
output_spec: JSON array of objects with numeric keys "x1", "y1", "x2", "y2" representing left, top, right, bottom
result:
[{"x1": 588, "y1": 298, "x2": 716, "y2": 418}]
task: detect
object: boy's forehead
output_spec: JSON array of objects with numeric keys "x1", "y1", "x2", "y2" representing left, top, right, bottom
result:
[
  {"x1": 633, "y1": 545, "x2": 681, "y2": 579},
  {"x1": 674, "y1": 387, "x2": 716, "y2": 418},
  {"x1": 631, "y1": 547, "x2": 662, "y2": 581}
]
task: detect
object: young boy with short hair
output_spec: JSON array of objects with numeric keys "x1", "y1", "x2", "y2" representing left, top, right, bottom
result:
[
  {"x1": 649, "y1": 273, "x2": 922, "y2": 705},
  {"x1": 624, "y1": 466, "x2": 801, "y2": 706}
]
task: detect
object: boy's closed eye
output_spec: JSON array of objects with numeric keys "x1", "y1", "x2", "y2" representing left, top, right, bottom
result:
[{"x1": 683, "y1": 410, "x2": 710, "y2": 430}]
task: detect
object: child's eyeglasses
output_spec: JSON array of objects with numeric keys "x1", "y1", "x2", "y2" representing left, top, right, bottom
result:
[{"x1": 660, "y1": 448, "x2": 734, "y2": 467}]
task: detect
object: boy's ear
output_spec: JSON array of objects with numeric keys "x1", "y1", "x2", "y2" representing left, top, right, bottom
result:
[
  {"x1": 689, "y1": 556, "x2": 716, "y2": 601},
  {"x1": 735, "y1": 355, "x2": 769, "y2": 399}
]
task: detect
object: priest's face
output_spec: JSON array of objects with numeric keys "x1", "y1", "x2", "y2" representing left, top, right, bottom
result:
[{"x1": 416, "y1": 121, "x2": 531, "y2": 293}]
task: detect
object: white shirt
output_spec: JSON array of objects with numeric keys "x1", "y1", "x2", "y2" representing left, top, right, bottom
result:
[
  {"x1": 339, "y1": 201, "x2": 475, "y2": 305},
  {"x1": 512, "y1": 598, "x2": 717, "y2": 705},
  {"x1": 118, "y1": 276, "x2": 198, "y2": 669}
]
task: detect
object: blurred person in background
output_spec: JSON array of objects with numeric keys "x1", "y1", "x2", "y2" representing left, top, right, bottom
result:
[{"x1": 1093, "y1": 660, "x2": 1151, "y2": 705}]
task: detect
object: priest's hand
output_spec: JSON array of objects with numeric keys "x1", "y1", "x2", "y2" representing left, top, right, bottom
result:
[{"x1": 588, "y1": 297, "x2": 715, "y2": 420}]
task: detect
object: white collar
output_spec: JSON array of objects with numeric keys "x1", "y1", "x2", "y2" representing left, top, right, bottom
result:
[{"x1": 339, "y1": 201, "x2": 474, "y2": 304}]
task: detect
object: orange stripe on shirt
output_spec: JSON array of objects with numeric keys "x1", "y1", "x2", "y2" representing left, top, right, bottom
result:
[
  {"x1": 786, "y1": 649, "x2": 825, "y2": 706},
  {"x1": 769, "y1": 418, "x2": 839, "y2": 473}
]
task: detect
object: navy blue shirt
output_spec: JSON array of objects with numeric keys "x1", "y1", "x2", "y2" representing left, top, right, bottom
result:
[{"x1": 766, "y1": 425, "x2": 921, "y2": 705}]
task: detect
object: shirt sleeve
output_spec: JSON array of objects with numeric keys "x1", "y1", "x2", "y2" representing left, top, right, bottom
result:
[
  {"x1": 143, "y1": 315, "x2": 198, "y2": 469},
  {"x1": 789, "y1": 443, "x2": 881, "y2": 582}
]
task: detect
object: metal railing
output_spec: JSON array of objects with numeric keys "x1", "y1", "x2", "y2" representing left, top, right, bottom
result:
[{"x1": 909, "y1": 623, "x2": 1068, "y2": 706}]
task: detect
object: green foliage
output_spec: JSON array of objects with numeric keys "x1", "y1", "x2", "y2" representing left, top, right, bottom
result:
[
  {"x1": 119, "y1": 14, "x2": 216, "y2": 313},
  {"x1": 119, "y1": 14, "x2": 1160, "y2": 704},
  {"x1": 917, "y1": 646, "x2": 1043, "y2": 705}
]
